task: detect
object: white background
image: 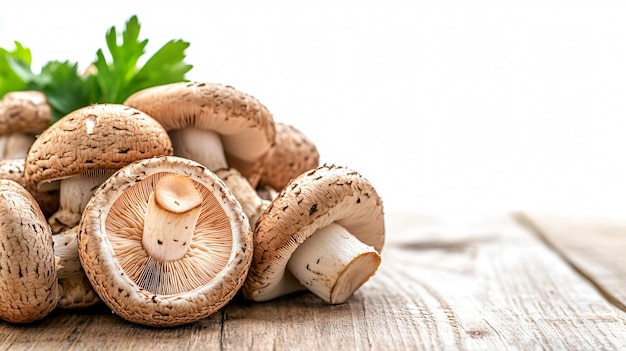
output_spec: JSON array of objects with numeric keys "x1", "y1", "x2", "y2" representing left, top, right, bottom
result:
[{"x1": 2, "y1": 1, "x2": 626, "y2": 221}]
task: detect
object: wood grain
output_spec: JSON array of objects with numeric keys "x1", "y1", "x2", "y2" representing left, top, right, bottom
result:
[
  {"x1": 0, "y1": 213, "x2": 624, "y2": 350},
  {"x1": 517, "y1": 212, "x2": 626, "y2": 311},
  {"x1": 381, "y1": 214, "x2": 626, "y2": 350}
]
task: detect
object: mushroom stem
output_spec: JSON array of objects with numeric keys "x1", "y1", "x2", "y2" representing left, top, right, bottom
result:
[
  {"x1": 256, "y1": 185, "x2": 279, "y2": 202},
  {"x1": 0, "y1": 133, "x2": 36, "y2": 159},
  {"x1": 51, "y1": 226, "x2": 101, "y2": 309},
  {"x1": 286, "y1": 222, "x2": 381, "y2": 304},
  {"x1": 169, "y1": 128, "x2": 228, "y2": 171},
  {"x1": 216, "y1": 168, "x2": 270, "y2": 226},
  {"x1": 170, "y1": 129, "x2": 267, "y2": 226},
  {"x1": 48, "y1": 173, "x2": 111, "y2": 234},
  {"x1": 53, "y1": 228, "x2": 82, "y2": 280},
  {"x1": 142, "y1": 174, "x2": 203, "y2": 262},
  {"x1": 56, "y1": 273, "x2": 101, "y2": 309}
]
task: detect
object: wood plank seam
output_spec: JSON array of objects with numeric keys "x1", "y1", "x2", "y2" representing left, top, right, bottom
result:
[{"x1": 514, "y1": 212, "x2": 626, "y2": 313}]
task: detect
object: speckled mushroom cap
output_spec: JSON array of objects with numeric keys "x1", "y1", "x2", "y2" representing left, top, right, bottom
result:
[
  {"x1": 0, "y1": 179, "x2": 58, "y2": 323},
  {"x1": 0, "y1": 159, "x2": 59, "y2": 216},
  {"x1": 242, "y1": 164, "x2": 385, "y2": 302},
  {"x1": 0, "y1": 91, "x2": 52, "y2": 135},
  {"x1": 123, "y1": 81, "x2": 275, "y2": 187},
  {"x1": 78, "y1": 156, "x2": 252, "y2": 327},
  {"x1": 0, "y1": 159, "x2": 25, "y2": 182},
  {"x1": 24, "y1": 103, "x2": 173, "y2": 191},
  {"x1": 259, "y1": 122, "x2": 320, "y2": 191}
]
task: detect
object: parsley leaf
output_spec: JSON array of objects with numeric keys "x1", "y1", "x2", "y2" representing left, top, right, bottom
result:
[
  {"x1": 121, "y1": 39, "x2": 191, "y2": 101},
  {"x1": 90, "y1": 15, "x2": 192, "y2": 104},
  {"x1": 33, "y1": 61, "x2": 91, "y2": 119},
  {"x1": 0, "y1": 15, "x2": 193, "y2": 122},
  {"x1": 0, "y1": 41, "x2": 32, "y2": 96}
]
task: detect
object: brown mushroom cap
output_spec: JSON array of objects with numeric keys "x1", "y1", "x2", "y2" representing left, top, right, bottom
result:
[
  {"x1": 0, "y1": 159, "x2": 25, "y2": 182},
  {"x1": 242, "y1": 164, "x2": 385, "y2": 301},
  {"x1": 0, "y1": 179, "x2": 58, "y2": 323},
  {"x1": 0, "y1": 91, "x2": 52, "y2": 136},
  {"x1": 78, "y1": 156, "x2": 252, "y2": 327},
  {"x1": 123, "y1": 81, "x2": 275, "y2": 187},
  {"x1": 0, "y1": 159, "x2": 59, "y2": 217},
  {"x1": 24, "y1": 103, "x2": 173, "y2": 191},
  {"x1": 259, "y1": 122, "x2": 320, "y2": 191}
]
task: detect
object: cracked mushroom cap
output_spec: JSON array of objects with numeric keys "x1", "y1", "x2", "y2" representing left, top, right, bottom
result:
[
  {"x1": 0, "y1": 91, "x2": 52, "y2": 136},
  {"x1": 24, "y1": 103, "x2": 173, "y2": 191},
  {"x1": 242, "y1": 164, "x2": 385, "y2": 301},
  {"x1": 123, "y1": 81, "x2": 275, "y2": 187},
  {"x1": 0, "y1": 159, "x2": 59, "y2": 216},
  {"x1": 259, "y1": 122, "x2": 320, "y2": 191},
  {"x1": 78, "y1": 156, "x2": 252, "y2": 327},
  {"x1": 0, "y1": 179, "x2": 58, "y2": 323}
]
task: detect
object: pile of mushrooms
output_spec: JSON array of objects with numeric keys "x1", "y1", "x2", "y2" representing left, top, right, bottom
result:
[{"x1": 0, "y1": 81, "x2": 385, "y2": 327}]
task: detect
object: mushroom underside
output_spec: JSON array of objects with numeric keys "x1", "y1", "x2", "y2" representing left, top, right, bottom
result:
[
  {"x1": 105, "y1": 172, "x2": 234, "y2": 295},
  {"x1": 78, "y1": 156, "x2": 253, "y2": 327}
]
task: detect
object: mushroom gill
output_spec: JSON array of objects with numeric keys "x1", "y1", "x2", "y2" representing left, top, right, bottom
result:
[{"x1": 104, "y1": 172, "x2": 233, "y2": 295}]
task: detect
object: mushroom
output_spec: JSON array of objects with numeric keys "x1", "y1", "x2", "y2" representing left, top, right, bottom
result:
[
  {"x1": 243, "y1": 164, "x2": 385, "y2": 304},
  {"x1": 123, "y1": 82, "x2": 275, "y2": 223},
  {"x1": 0, "y1": 179, "x2": 58, "y2": 323},
  {"x1": 124, "y1": 82, "x2": 275, "y2": 187},
  {"x1": 23, "y1": 103, "x2": 172, "y2": 309},
  {"x1": 0, "y1": 162, "x2": 98, "y2": 309},
  {"x1": 0, "y1": 91, "x2": 52, "y2": 159},
  {"x1": 0, "y1": 159, "x2": 59, "y2": 217},
  {"x1": 254, "y1": 122, "x2": 319, "y2": 206},
  {"x1": 0, "y1": 180, "x2": 99, "y2": 322},
  {"x1": 78, "y1": 156, "x2": 252, "y2": 327},
  {"x1": 259, "y1": 122, "x2": 320, "y2": 192},
  {"x1": 24, "y1": 103, "x2": 173, "y2": 234}
]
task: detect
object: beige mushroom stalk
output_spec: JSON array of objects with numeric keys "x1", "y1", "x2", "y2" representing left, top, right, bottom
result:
[
  {"x1": 52, "y1": 226, "x2": 101, "y2": 308},
  {"x1": 142, "y1": 173, "x2": 204, "y2": 262},
  {"x1": 217, "y1": 168, "x2": 270, "y2": 225},
  {"x1": 0, "y1": 179, "x2": 58, "y2": 323},
  {"x1": 24, "y1": 103, "x2": 173, "y2": 234},
  {"x1": 78, "y1": 156, "x2": 252, "y2": 327},
  {"x1": 0, "y1": 91, "x2": 52, "y2": 159},
  {"x1": 123, "y1": 81, "x2": 275, "y2": 224},
  {"x1": 243, "y1": 164, "x2": 385, "y2": 305}
]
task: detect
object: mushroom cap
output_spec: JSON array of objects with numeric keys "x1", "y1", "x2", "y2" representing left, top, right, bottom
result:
[
  {"x1": 24, "y1": 103, "x2": 173, "y2": 191},
  {"x1": 0, "y1": 179, "x2": 58, "y2": 323},
  {"x1": 123, "y1": 81, "x2": 275, "y2": 187},
  {"x1": 78, "y1": 156, "x2": 252, "y2": 327},
  {"x1": 242, "y1": 164, "x2": 385, "y2": 302},
  {"x1": 0, "y1": 91, "x2": 52, "y2": 135},
  {"x1": 259, "y1": 122, "x2": 320, "y2": 191},
  {"x1": 0, "y1": 159, "x2": 25, "y2": 182},
  {"x1": 0, "y1": 159, "x2": 59, "y2": 217}
]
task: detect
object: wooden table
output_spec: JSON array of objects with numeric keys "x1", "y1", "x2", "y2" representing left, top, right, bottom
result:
[{"x1": 1, "y1": 212, "x2": 625, "y2": 350}]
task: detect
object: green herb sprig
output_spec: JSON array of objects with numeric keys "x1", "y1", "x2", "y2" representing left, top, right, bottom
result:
[{"x1": 0, "y1": 15, "x2": 193, "y2": 122}]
